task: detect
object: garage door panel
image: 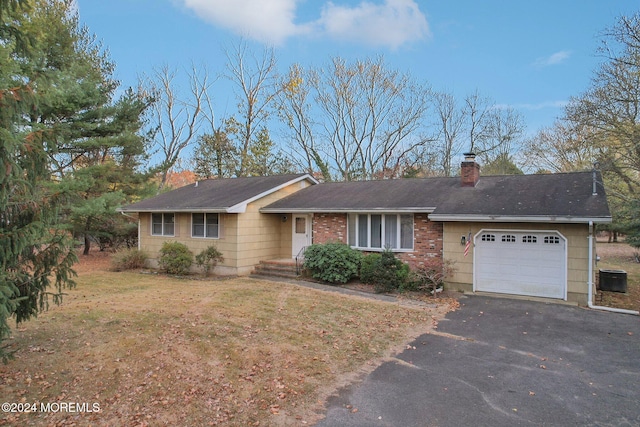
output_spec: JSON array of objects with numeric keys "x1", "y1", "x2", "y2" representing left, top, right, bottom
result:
[{"x1": 475, "y1": 231, "x2": 566, "y2": 300}]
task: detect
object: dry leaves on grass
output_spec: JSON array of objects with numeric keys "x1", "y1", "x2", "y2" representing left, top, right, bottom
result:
[{"x1": 0, "y1": 252, "x2": 456, "y2": 426}]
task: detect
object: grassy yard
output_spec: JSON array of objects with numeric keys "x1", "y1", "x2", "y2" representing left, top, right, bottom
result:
[
  {"x1": 595, "y1": 240, "x2": 640, "y2": 312},
  {"x1": 0, "y1": 253, "x2": 455, "y2": 426}
]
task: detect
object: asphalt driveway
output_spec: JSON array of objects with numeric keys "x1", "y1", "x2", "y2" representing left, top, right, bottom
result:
[{"x1": 316, "y1": 295, "x2": 640, "y2": 427}]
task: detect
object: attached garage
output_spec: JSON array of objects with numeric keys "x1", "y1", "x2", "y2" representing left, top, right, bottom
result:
[{"x1": 474, "y1": 229, "x2": 567, "y2": 300}]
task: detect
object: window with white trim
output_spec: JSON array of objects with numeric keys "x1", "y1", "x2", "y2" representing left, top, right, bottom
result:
[
  {"x1": 481, "y1": 234, "x2": 496, "y2": 242},
  {"x1": 347, "y1": 213, "x2": 413, "y2": 250},
  {"x1": 522, "y1": 235, "x2": 537, "y2": 243},
  {"x1": 192, "y1": 213, "x2": 219, "y2": 238},
  {"x1": 501, "y1": 234, "x2": 516, "y2": 242},
  {"x1": 151, "y1": 213, "x2": 175, "y2": 236}
]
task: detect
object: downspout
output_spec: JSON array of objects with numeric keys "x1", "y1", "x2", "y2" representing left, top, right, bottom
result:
[
  {"x1": 120, "y1": 211, "x2": 142, "y2": 251},
  {"x1": 587, "y1": 221, "x2": 639, "y2": 315}
]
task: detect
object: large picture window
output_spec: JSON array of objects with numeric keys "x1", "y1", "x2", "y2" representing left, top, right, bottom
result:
[
  {"x1": 348, "y1": 213, "x2": 413, "y2": 250},
  {"x1": 151, "y1": 213, "x2": 175, "y2": 236},
  {"x1": 192, "y1": 213, "x2": 219, "y2": 238}
]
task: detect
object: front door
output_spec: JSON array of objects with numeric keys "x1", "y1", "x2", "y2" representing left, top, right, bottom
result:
[{"x1": 292, "y1": 214, "x2": 311, "y2": 258}]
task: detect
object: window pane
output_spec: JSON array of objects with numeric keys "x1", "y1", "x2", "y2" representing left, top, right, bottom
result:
[
  {"x1": 206, "y1": 213, "x2": 219, "y2": 238},
  {"x1": 385, "y1": 215, "x2": 397, "y2": 248},
  {"x1": 358, "y1": 214, "x2": 368, "y2": 247},
  {"x1": 295, "y1": 217, "x2": 306, "y2": 234},
  {"x1": 152, "y1": 213, "x2": 163, "y2": 235},
  {"x1": 348, "y1": 214, "x2": 356, "y2": 246},
  {"x1": 206, "y1": 223, "x2": 218, "y2": 238},
  {"x1": 164, "y1": 213, "x2": 175, "y2": 235},
  {"x1": 192, "y1": 213, "x2": 204, "y2": 236},
  {"x1": 400, "y1": 214, "x2": 413, "y2": 249},
  {"x1": 370, "y1": 215, "x2": 382, "y2": 248}
]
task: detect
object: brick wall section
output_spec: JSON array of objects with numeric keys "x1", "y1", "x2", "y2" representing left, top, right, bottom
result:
[
  {"x1": 461, "y1": 161, "x2": 480, "y2": 187},
  {"x1": 398, "y1": 214, "x2": 443, "y2": 268},
  {"x1": 313, "y1": 213, "x2": 348, "y2": 244},
  {"x1": 311, "y1": 212, "x2": 443, "y2": 269}
]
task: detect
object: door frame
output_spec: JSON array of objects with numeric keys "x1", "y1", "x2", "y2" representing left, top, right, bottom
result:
[{"x1": 292, "y1": 214, "x2": 312, "y2": 258}]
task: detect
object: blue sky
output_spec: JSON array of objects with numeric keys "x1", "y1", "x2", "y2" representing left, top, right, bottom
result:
[{"x1": 76, "y1": 0, "x2": 638, "y2": 138}]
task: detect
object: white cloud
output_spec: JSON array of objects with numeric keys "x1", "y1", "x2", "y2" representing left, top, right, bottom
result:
[
  {"x1": 316, "y1": 0, "x2": 430, "y2": 49},
  {"x1": 181, "y1": 0, "x2": 302, "y2": 45},
  {"x1": 496, "y1": 100, "x2": 568, "y2": 111},
  {"x1": 179, "y1": 0, "x2": 430, "y2": 48},
  {"x1": 533, "y1": 50, "x2": 571, "y2": 67}
]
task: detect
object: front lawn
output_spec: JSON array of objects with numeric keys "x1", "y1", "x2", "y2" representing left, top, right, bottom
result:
[{"x1": 0, "y1": 253, "x2": 453, "y2": 426}]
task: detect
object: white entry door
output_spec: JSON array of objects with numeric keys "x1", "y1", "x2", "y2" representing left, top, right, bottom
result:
[
  {"x1": 292, "y1": 214, "x2": 311, "y2": 258},
  {"x1": 474, "y1": 230, "x2": 567, "y2": 300}
]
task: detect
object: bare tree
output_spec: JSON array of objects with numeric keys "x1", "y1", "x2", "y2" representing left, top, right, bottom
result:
[
  {"x1": 463, "y1": 90, "x2": 494, "y2": 156},
  {"x1": 278, "y1": 56, "x2": 434, "y2": 181},
  {"x1": 223, "y1": 40, "x2": 280, "y2": 177},
  {"x1": 566, "y1": 14, "x2": 640, "y2": 196},
  {"x1": 432, "y1": 91, "x2": 466, "y2": 176},
  {"x1": 522, "y1": 120, "x2": 598, "y2": 173},
  {"x1": 144, "y1": 64, "x2": 212, "y2": 189},
  {"x1": 276, "y1": 63, "x2": 330, "y2": 179},
  {"x1": 462, "y1": 90, "x2": 525, "y2": 166}
]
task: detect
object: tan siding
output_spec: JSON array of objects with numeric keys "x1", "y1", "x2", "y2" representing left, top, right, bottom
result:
[
  {"x1": 235, "y1": 188, "x2": 296, "y2": 270},
  {"x1": 140, "y1": 212, "x2": 240, "y2": 271},
  {"x1": 443, "y1": 222, "x2": 591, "y2": 305},
  {"x1": 137, "y1": 180, "x2": 309, "y2": 275}
]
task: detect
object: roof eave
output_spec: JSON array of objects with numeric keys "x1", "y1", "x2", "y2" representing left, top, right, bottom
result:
[
  {"x1": 260, "y1": 207, "x2": 436, "y2": 214},
  {"x1": 428, "y1": 214, "x2": 613, "y2": 223},
  {"x1": 116, "y1": 208, "x2": 230, "y2": 214}
]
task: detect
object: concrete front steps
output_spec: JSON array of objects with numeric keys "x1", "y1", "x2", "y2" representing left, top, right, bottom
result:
[{"x1": 252, "y1": 259, "x2": 301, "y2": 279}]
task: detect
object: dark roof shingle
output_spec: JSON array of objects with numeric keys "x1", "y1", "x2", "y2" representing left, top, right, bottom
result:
[
  {"x1": 262, "y1": 171, "x2": 611, "y2": 221},
  {"x1": 120, "y1": 174, "x2": 312, "y2": 212}
]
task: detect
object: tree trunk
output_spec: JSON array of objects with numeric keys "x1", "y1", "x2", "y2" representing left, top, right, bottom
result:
[
  {"x1": 83, "y1": 216, "x2": 92, "y2": 255},
  {"x1": 83, "y1": 234, "x2": 91, "y2": 255}
]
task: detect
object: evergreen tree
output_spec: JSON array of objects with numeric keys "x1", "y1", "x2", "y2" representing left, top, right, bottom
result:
[
  {"x1": 0, "y1": 0, "x2": 151, "y2": 359},
  {"x1": 0, "y1": 0, "x2": 76, "y2": 361},
  {"x1": 19, "y1": 0, "x2": 153, "y2": 254},
  {"x1": 193, "y1": 127, "x2": 238, "y2": 179}
]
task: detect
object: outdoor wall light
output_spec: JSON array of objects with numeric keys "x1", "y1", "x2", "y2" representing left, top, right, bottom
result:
[
  {"x1": 282, "y1": 215, "x2": 288, "y2": 223},
  {"x1": 460, "y1": 235, "x2": 466, "y2": 245}
]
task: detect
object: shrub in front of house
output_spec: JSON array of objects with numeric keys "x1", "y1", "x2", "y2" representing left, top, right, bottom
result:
[
  {"x1": 111, "y1": 248, "x2": 149, "y2": 271},
  {"x1": 405, "y1": 257, "x2": 454, "y2": 294},
  {"x1": 195, "y1": 245, "x2": 224, "y2": 276},
  {"x1": 158, "y1": 241, "x2": 194, "y2": 275},
  {"x1": 361, "y1": 249, "x2": 409, "y2": 293},
  {"x1": 303, "y1": 242, "x2": 362, "y2": 284}
]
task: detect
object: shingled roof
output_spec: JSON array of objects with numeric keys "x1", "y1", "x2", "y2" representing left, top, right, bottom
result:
[
  {"x1": 261, "y1": 171, "x2": 611, "y2": 223},
  {"x1": 119, "y1": 174, "x2": 316, "y2": 213}
]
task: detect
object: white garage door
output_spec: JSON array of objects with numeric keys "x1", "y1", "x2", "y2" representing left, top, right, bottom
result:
[{"x1": 474, "y1": 230, "x2": 567, "y2": 299}]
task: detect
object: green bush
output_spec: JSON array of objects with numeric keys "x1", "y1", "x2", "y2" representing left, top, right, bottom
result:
[
  {"x1": 111, "y1": 248, "x2": 149, "y2": 271},
  {"x1": 158, "y1": 241, "x2": 193, "y2": 275},
  {"x1": 303, "y1": 242, "x2": 363, "y2": 284},
  {"x1": 361, "y1": 249, "x2": 409, "y2": 293},
  {"x1": 359, "y1": 253, "x2": 382, "y2": 284},
  {"x1": 195, "y1": 245, "x2": 224, "y2": 276}
]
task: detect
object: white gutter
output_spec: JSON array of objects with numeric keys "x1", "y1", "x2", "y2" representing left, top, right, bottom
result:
[
  {"x1": 429, "y1": 214, "x2": 612, "y2": 223},
  {"x1": 587, "y1": 221, "x2": 639, "y2": 315}
]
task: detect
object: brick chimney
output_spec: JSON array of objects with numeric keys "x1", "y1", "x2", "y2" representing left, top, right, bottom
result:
[{"x1": 461, "y1": 152, "x2": 480, "y2": 187}]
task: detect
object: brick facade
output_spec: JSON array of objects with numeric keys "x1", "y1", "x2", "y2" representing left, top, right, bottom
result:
[
  {"x1": 313, "y1": 213, "x2": 348, "y2": 244},
  {"x1": 311, "y1": 212, "x2": 443, "y2": 269}
]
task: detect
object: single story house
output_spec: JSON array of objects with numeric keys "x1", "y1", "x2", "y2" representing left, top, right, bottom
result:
[{"x1": 119, "y1": 154, "x2": 611, "y2": 306}]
